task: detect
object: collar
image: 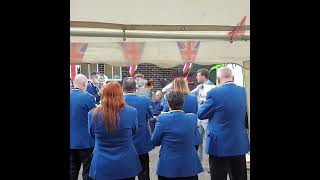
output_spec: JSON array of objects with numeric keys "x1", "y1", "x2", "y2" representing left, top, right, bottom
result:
[
  {"x1": 123, "y1": 92, "x2": 136, "y2": 96},
  {"x1": 170, "y1": 110, "x2": 184, "y2": 113},
  {"x1": 221, "y1": 81, "x2": 234, "y2": 86},
  {"x1": 71, "y1": 87, "x2": 83, "y2": 92}
]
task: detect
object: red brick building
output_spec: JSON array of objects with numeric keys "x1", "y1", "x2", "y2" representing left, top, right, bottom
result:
[{"x1": 76, "y1": 63, "x2": 216, "y2": 92}]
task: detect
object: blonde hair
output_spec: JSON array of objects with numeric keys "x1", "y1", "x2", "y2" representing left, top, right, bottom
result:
[{"x1": 171, "y1": 77, "x2": 190, "y2": 95}]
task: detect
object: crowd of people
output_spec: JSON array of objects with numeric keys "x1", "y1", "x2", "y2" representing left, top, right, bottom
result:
[{"x1": 70, "y1": 67, "x2": 250, "y2": 180}]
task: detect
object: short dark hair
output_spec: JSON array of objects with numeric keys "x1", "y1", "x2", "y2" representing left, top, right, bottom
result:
[
  {"x1": 167, "y1": 91, "x2": 184, "y2": 110},
  {"x1": 134, "y1": 73, "x2": 144, "y2": 79},
  {"x1": 197, "y1": 69, "x2": 210, "y2": 79},
  {"x1": 90, "y1": 72, "x2": 98, "y2": 80},
  {"x1": 90, "y1": 72, "x2": 98, "y2": 76},
  {"x1": 122, "y1": 77, "x2": 136, "y2": 92}
]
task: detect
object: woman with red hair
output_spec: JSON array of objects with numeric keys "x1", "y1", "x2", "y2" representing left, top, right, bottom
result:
[{"x1": 88, "y1": 82, "x2": 142, "y2": 180}]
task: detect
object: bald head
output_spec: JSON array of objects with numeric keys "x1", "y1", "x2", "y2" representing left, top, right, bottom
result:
[
  {"x1": 73, "y1": 74, "x2": 88, "y2": 91},
  {"x1": 217, "y1": 67, "x2": 234, "y2": 85}
]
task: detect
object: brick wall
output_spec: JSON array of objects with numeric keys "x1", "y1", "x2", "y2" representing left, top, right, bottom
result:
[{"x1": 121, "y1": 63, "x2": 213, "y2": 92}]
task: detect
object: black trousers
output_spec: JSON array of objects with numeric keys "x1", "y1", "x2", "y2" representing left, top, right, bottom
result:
[
  {"x1": 118, "y1": 178, "x2": 135, "y2": 180},
  {"x1": 70, "y1": 148, "x2": 94, "y2": 180},
  {"x1": 89, "y1": 177, "x2": 135, "y2": 180},
  {"x1": 209, "y1": 155, "x2": 247, "y2": 180},
  {"x1": 138, "y1": 153, "x2": 150, "y2": 180},
  {"x1": 158, "y1": 175, "x2": 198, "y2": 180}
]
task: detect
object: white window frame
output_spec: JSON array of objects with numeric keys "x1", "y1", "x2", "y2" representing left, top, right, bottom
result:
[{"x1": 105, "y1": 65, "x2": 122, "y2": 82}]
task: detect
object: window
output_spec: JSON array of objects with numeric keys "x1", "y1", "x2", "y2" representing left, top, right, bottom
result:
[
  {"x1": 104, "y1": 64, "x2": 122, "y2": 81},
  {"x1": 78, "y1": 64, "x2": 122, "y2": 81}
]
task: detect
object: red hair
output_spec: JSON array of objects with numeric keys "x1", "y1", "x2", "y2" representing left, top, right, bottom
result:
[{"x1": 93, "y1": 82, "x2": 125, "y2": 131}]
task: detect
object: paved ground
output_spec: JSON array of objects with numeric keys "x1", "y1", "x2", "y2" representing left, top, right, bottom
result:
[{"x1": 78, "y1": 143, "x2": 250, "y2": 180}]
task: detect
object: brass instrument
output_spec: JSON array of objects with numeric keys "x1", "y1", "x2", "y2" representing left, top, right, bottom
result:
[{"x1": 95, "y1": 73, "x2": 106, "y2": 83}]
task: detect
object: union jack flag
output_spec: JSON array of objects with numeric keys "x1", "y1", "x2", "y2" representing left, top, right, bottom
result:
[
  {"x1": 120, "y1": 42, "x2": 145, "y2": 76},
  {"x1": 70, "y1": 43, "x2": 88, "y2": 62},
  {"x1": 182, "y1": 63, "x2": 193, "y2": 75},
  {"x1": 129, "y1": 65, "x2": 138, "y2": 77},
  {"x1": 177, "y1": 41, "x2": 200, "y2": 75},
  {"x1": 228, "y1": 16, "x2": 246, "y2": 37}
]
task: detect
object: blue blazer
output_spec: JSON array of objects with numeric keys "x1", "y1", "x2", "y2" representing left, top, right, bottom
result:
[
  {"x1": 88, "y1": 106, "x2": 142, "y2": 180},
  {"x1": 124, "y1": 94, "x2": 155, "y2": 154},
  {"x1": 151, "y1": 99, "x2": 164, "y2": 116},
  {"x1": 163, "y1": 94, "x2": 202, "y2": 145},
  {"x1": 151, "y1": 112, "x2": 203, "y2": 177},
  {"x1": 70, "y1": 88, "x2": 96, "y2": 149},
  {"x1": 86, "y1": 81, "x2": 100, "y2": 104},
  {"x1": 198, "y1": 83, "x2": 250, "y2": 157}
]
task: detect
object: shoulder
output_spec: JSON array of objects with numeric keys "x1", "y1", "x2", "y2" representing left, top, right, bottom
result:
[
  {"x1": 207, "y1": 80, "x2": 214, "y2": 85},
  {"x1": 239, "y1": 86, "x2": 246, "y2": 92},
  {"x1": 195, "y1": 84, "x2": 202, "y2": 89},
  {"x1": 186, "y1": 94, "x2": 197, "y2": 100},
  {"x1": 185, "y1": 113, "x2": 198, "y2": 125},
  {"x1": 122, "y1": 105, "x2": 137, "y2": 114},
  {"x1": 72, "y1": 90, "x2": 94, "y2": 99},
  {"x1": 157, "y1": 113, "x2": 171, "y2": 122},
  {"x1": 137, "y1": 95, "x2": 151, "y2": 104},
  {"x1": 233, "y1": 85, "x2": 247, "y2": 96},
  {"x1": 86, "y1": 82, "x2": 94, "y2": 89},
  {"x1": 83, "y1": 91, "x2": 94, "y2": 96},
  {"x1": 206, "y1": 86, "x2": 220, "y2": 95},
  {"x1": 82, "y1": 91, "x2": 95, "y2": 100},
  {"x1": 141, "y1": 95, "x2": 151, "y2": 101},
  {"x1": 88, "y1": 107, "x2": 97, "y2": 117},
  {"x1": 185, "y1": 113, "x2": 197, "y2": 120}
]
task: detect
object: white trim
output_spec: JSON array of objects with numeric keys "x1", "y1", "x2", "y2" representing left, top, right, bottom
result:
[
  {"x1": 102, "y1": 65, "x2": 122, "y2": 82},
  {"x1": 70, "y1": 28, "x2": 250, "y2": 41},
  {"x1": 111, "y1": 66, "x2": 114, "y2": 78},
  {"x1": 87, "y1": 64, "x2": 91, "y2": 78}
]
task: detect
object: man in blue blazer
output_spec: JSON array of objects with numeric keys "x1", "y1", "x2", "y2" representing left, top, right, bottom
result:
[
  {"x1": 152, "y1": 91, "x2": 203, "y2": 179},
  {"x1": 70, "y1": 74, "x2": 96, "y2": 180},
  {"x1": 86, "y1": 72, "x2": 101, "y2": 104},
  {"x1": 123, "y1": 77, "x2": 154, "y2": 180},
  {"x1": 198, "y1": 67, "x2": 249, "y2": 180}
]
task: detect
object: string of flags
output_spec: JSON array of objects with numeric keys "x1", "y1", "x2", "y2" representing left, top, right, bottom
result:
[
  {"x1": 70, "y1": 16, "x2": 247, "y2": 76},
  {"x1": 119, "y1": 42, "x2": 145, "y2": 77},
  {"x1": 70, "y1": 41, "x2": 201, "y2": 77}
]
